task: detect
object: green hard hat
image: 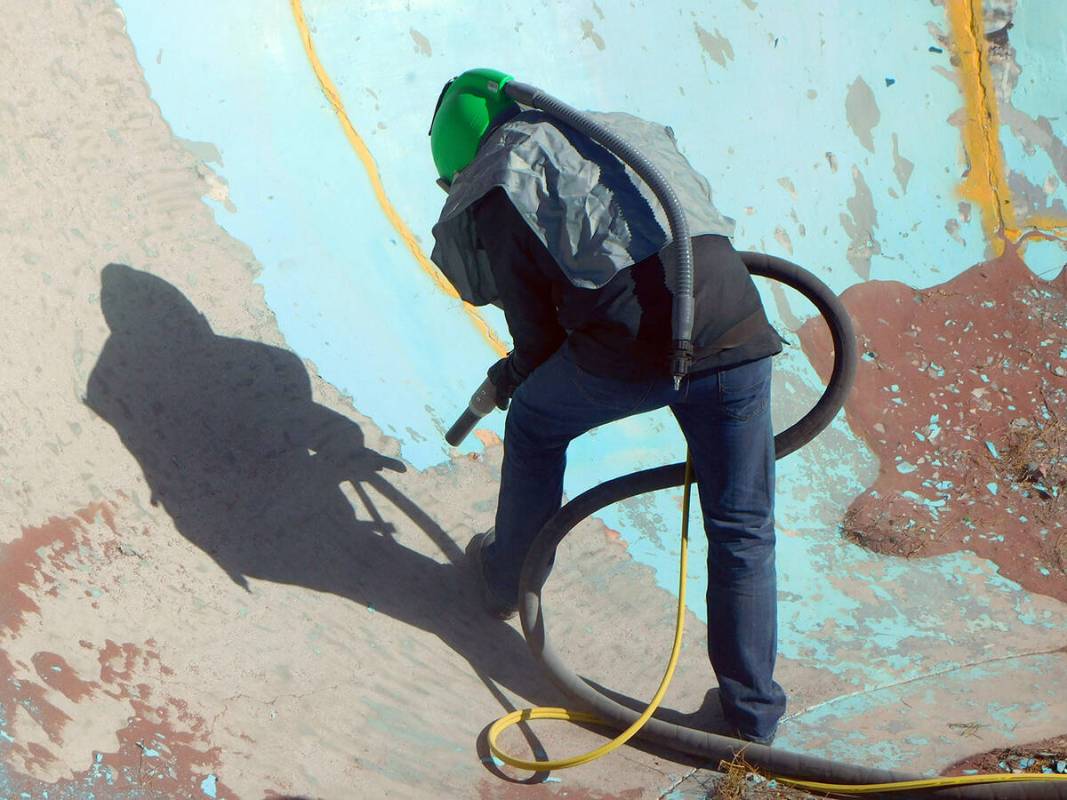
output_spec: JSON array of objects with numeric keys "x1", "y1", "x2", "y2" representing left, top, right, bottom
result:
[{"x1": 429, "y1": 68, "x2": 516, "y2": 184}]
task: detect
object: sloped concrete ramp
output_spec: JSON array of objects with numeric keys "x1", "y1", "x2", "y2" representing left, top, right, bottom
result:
[{"x1": 1, "y1": 2, "x2": 1064, "y2": 799}]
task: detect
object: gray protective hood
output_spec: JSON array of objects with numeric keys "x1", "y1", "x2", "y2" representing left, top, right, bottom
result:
[{"x1": 430, "y1": 109, "x2": 735, "y2": 306}]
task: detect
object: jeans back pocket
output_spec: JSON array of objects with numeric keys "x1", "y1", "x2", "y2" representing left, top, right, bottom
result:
[{"x1": 718, "y1": 358, "x2": 771, "y2": 422}]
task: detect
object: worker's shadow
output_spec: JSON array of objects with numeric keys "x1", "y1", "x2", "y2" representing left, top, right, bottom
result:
[{"x1": 84, "y1": 264, "x2": 561, "y2": 714}]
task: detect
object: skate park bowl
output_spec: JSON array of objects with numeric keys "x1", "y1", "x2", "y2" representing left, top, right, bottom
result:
[{"x1": 1, "y1": 1, "x2": 1065, "y2": 798}]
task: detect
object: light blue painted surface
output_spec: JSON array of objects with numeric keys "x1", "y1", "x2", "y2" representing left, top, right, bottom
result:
[
  {"x1": 114, "y1": 0, "x2": 1066, "y2": 671},
  {"x1": 107, "y1": 0, "x2": 1067, "y2": 774},
  {"x1": 113, "y1": 0, "x2": 1002, "y2": 469},
  {"x1": 1010, "y1": 1, "x2": 1067, "y2": 140},
  {"x1": 777, "y1": 654, "x2": 1065, "y2": 770}
]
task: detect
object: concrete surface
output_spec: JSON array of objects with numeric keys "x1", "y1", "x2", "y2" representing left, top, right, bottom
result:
[{"x1": 1, "y1": 1, "x2": 1064, "y2": 798}]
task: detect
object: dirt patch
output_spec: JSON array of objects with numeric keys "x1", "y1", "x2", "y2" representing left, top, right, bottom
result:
[
  {"x1": 799, "y1": 247, "x2": 1067, "y2": 601},
  {"x1": 943, "y1": 734, "x2": 1067, "y2": 777},
  {"x1": 701, "y1": 753, "x2": 828, "y2": 799}
]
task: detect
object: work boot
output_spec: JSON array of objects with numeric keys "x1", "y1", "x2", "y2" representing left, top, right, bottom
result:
[
  {"x1": 683, "y1": 689, "x2": 776, "y2": 746},
  {"x1": 733, "y1": 727, "x2": 776, "y2": 747},
  {"x1": 466, "y1": 530, "x2": 518, "y2": 621}
]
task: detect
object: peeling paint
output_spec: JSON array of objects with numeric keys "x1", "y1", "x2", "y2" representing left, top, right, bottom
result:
[
  {"x1": 845, "y1": 76, "x2": 880, "y2": 153},
  {"x1": 891, "y1": 133, "x2": 914, "y2": 194},
  {"x1": 409, "y1": 27, "x2": 433, "y2": 57},
  {"x1": 581, "y1": 19, "x2": 606, "y2": 51},
  {"x1": 839, "y1": 165, "x2": 881, "y2": 279},
  {"x1": 693, "y1": 22, "x2": 734, "y2": 68}
]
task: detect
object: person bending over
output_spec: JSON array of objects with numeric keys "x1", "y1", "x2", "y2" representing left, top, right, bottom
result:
[{"x1": 428, "y1": 69, "x2": 785, "y2": 745}]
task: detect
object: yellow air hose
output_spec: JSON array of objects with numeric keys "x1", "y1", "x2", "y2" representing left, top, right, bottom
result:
[
  {"x1": 488, "y1": 454, "x2": 696, "y2": 771},
  {"x1": 487, "y1": 451, "x2": 1067, "y2": 794}
]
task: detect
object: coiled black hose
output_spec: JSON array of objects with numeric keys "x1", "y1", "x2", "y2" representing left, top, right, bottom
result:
[{"x1": 513, "y1": 253, "x2": 1067, "y2": 799}]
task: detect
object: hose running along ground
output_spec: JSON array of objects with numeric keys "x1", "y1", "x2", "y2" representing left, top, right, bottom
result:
[{"x1": 498, "y1": 253, "x2": 1067, "y2": 799}]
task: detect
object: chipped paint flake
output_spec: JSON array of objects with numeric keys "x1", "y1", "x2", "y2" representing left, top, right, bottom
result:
[
  {"x1": 845, "y1": 76, "x2": 881, "y2": 153},
  {"x1": 693, "y1": 22, "x2": 734, "y2": 67}
]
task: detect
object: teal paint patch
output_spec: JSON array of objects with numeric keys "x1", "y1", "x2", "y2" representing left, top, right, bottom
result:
[
  {"x1": 1007, "y1": 2, "x2": 1067, "y2": 147},
  {"x1": 1021, "y1": 239, "x2": 1067, "y2": 279},
  {"x1": 779, "y1": 655, "x2": 1063, "y2": 767},
  {"x1": 200, "y1": 774, "x2": 218, "y2": 798}
]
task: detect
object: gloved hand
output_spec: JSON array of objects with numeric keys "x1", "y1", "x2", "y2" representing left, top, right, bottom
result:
[{"x1": 486, "y1": 354, "x2": 526, "y2": 410}]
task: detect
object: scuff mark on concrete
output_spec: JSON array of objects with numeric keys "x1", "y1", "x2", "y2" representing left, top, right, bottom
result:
[
  {"x1": 693, "y1": 22, "x2": 734, "y2": 68},
  {"x1": 845, "y1": 76, "x2": 881, "y2": 153},
  {"x1": 839, "y1": 165, "x2": 881, "y2": 279}
]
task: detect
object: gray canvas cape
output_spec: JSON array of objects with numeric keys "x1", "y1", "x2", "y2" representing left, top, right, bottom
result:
[{"x1": 430, "y1": 109, "x2": 735, "y2": 307}]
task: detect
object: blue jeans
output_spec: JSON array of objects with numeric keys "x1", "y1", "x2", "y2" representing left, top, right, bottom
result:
[{"x1": 486, "y1": 343, "x2": 786, "y2": 739}]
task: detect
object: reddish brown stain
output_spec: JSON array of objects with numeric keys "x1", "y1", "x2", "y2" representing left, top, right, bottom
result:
[
  {"x1": 75, "y1": 502, "x2": 117, "y2": 530},
  {"x1": 98, "y1": 639, "x2": 141, "y2": 687},
  {"x1": 0, "y1": 651, "x2": 72, "y2": 746},
  {"x1": 943, "y1": 734, "x2": 1067, "y2": 776},
  {"x1": 799, "y1": 248, "x2": 1067, "y2": 600},
  {"x1": 0, "y1": 505, "x2": 114, "y2": 758},
  {"x1": 2, "y1": 637, "x2": 237, "y2": 799},
  {"x1": 0, "y1": 508, "x2": 94, "y2": 634},
  {"x1": 1, "y1": 503, "x2": 238, "y2": 798},
  {"x1": 32, "y1": 652, "x2": 96, "y2": 703},
  {"x1": 22, "y1": 741, "x2": 58, "y2": 773}
]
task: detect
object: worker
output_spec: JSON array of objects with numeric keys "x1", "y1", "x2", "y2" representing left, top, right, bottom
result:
[{"x1": 428, "y1": 69, "x2": 785, "y2": 745}]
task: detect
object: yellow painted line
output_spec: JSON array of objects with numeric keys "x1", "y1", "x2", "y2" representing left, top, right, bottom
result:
[
  {"x1": 290, "y1": 0, "x2": 507, "y2": 357},
  {"x1": 946, "y1": 0, "x2": 1019, "y2": 255},
  {"x1": 947, "y1": 0, "x2": 1067, "y2": 253}
]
